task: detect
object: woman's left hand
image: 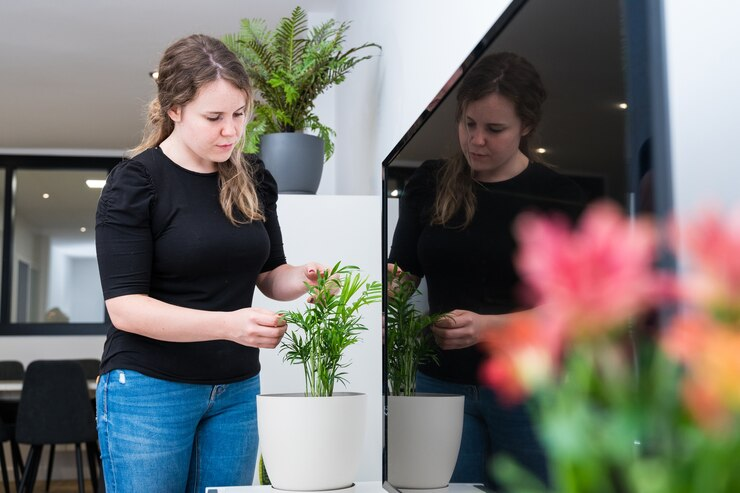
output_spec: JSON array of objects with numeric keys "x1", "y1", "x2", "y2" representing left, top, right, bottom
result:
[
  {"x1": 302, "y1": 262, "x2": 327, "y2": 303},
  {"x1": 431, "y1": 309, "x2": 503, "y2": 350},
  {"x1": 257, "y1": 262, "x2": 327, "y2": 302},
  {"x1": 302, "y1": 262, "x2": 323, "y2": 286}
]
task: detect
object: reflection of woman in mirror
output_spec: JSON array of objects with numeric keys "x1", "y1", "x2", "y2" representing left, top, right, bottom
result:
[{"x1": 389, "y1": 52, "x2": 585, "y2": 489}]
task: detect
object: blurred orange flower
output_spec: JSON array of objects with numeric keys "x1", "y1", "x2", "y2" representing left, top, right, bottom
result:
[
  {"x1": 662, "y1": 313, "x2": 740, "y2": 430},
  {"x1": 479, "y1": 312, "x2": 560, "y2": 405}
]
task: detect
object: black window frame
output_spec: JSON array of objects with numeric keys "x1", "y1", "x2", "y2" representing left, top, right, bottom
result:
[{"x1": 0, "y1": 154, "x2": 119, "y2": 335}]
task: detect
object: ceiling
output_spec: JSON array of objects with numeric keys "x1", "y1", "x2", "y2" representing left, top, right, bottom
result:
[{"x1": 0, "y1": 0, "x2": 337, "y2": 152}]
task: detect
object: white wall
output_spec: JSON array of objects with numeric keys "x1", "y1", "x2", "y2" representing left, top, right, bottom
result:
[
  {"x1": 0, "y1": 336, "x2": 105, "y2": 367},
  {"x1": 69, "y1": 257, "x2": 104, "y2": 322},
  {"x1": 663, "y1": 1, "x2": 740, "y2": 215},
  {"x1": 333, "y1": 0, "x2": 514, "y2": 196},
  {"x1": 309, "y1": 11, "x2": 339, "y2": 195}
]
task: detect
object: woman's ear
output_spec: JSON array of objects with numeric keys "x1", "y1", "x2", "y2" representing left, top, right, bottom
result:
[
  {"x1": 167, "y1": 105, "x2": 182, "y2": 123},
  {"x1": 521, "y1": 125, "x2": 532, "y2": 137}
]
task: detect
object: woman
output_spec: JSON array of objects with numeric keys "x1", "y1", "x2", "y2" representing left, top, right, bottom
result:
[
  {"x1": 389, "y1": 52, "x2": 585, "y2": 489},
  {"x1": 95, "y1": 34, "x2": 322, "y2": 492}
]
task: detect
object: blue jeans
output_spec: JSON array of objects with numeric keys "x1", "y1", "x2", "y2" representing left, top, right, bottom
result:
[
  {"x1": 96, "y1": 370, "x2": 259, "y2": 493},
  {"x1": 415, "y1": 372, "x2": 549, "y2": 491}
]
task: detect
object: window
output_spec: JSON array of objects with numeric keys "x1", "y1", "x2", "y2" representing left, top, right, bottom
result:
[{"x1": 0, "y1": 155, "x2": 117, "y2": 334}]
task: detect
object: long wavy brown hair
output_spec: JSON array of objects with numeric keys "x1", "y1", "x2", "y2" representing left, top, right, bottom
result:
[
  {"x1": 432, "y1": 52, "x2": 547, "y2": 228},
  {"x1": 129, "y1": 34, "x2": 263, "y2": 224}
]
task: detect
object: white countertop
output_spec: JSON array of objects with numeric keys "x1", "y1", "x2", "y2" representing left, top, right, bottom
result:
[{"x1": 205, "y1": 481, "x2": 486, "y2": 493}]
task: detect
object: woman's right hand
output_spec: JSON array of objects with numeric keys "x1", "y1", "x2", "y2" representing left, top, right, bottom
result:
[{"x1": 228, "y1": 307, "x2": 287, "y2": 349}]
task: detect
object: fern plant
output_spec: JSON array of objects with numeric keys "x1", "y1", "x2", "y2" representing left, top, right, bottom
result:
[
  {"x1": 280, "y1": 262, "x2": 381, "y2": 397},
  {"x1": 223, "y1": 6, "x2": 380, "y2": 161},
  {"x1": 386, "y1": 264, "x2": 448, "y2": 396}
]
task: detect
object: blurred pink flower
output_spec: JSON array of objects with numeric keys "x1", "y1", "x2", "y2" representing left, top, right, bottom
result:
[
  {"x1": 514, "y1": 200, "x2": 668, "y2": 340},
  {"x1": 673, "y1": 208, "x2": 740, "y2": 316}
]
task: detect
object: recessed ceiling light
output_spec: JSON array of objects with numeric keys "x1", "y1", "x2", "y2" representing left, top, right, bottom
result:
[
  {"x1": 42, "y1": 193, "x2": 50, "y2": 199},
  {"x1": 618, "y1": 102, "x2": 628, "y2": 110},
  {"x1": 149, "y1": 71, "x2": 159, "y2": 81},
  {"x1": 80, "y1": 227, "x2": 87, "y2": 233},
  {"x1": 86, "y1": 179, "x2": 106, "y2": 189},
  {"x1": 390, "y1": 189, "x2": 400, "y2": 197},
  {"x1": 535, "y1": 147, "x2": 547, "y2": 154}
]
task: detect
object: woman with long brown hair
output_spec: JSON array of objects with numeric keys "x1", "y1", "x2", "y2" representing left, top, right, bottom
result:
[
  {"x1": 389, "y1": 52, "x2": 585, "y2": 489},
  {"x1": 95, "y1": 34, "x2": 323, "y2": 492}
]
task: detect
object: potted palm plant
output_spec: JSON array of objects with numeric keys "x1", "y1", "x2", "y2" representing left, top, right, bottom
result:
[
  {"x1": 257, "y1": 262, "x2": 381, "y2": 491},
  {"x1": 385, "y1": 265, "x2": 464, "y2": 490},
  {"x1": 223, "y1": 7, "x2": 380, "y2": 194}
]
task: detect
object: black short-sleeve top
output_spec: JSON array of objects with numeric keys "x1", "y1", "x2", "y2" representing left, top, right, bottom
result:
[
  {"x1": 95, "y1": 147, "x2": 287, "y2": 384},
  {"x1": 389, "y1": 159, "x2": 585, "y2": 384}
]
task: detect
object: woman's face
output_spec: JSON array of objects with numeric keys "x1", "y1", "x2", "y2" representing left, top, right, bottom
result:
[
  {"x1": 458, "y1": 92, "x2": 530, "y2": 182},
  {"x1": 167, "y1": 78, "x2": 248, "y2": 169}
]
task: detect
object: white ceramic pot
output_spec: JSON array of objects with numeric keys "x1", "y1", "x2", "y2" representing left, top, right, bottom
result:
[
  {"x1": 386, "y1": 393, "x2": 465, "y2": 489},
  {"x1": 257, "y1": 392, "x2": 367, "y2": 491}
]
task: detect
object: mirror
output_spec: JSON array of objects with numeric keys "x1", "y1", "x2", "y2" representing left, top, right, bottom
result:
[{"x1": 382, "y1": 0, "x2": 657, "y2": 489}]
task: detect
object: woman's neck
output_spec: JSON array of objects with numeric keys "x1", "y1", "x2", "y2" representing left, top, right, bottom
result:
[
  {"x1": 471, "y1": 151, "x2": 529, "y2": 183},
  {"x1": 159, "y1": 137, "x2": 217, "y2": 174}
]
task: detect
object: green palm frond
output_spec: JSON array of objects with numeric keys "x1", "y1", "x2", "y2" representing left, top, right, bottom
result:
[
  {"x1": 273, "y1": 6, "x2": 309, "y2": 72},
  {"x1": 223, "y1": 6, "x2": 380, "y2": 161},
  {"x1": 387, "y1": 264, "x2": 448, "y2": 396},
  {"x1": 280, "y1": 262, "x2": 381, "y2": 397}
]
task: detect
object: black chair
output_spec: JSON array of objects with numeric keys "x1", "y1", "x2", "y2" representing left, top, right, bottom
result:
[
  {"x1": 0, "y1": 360, "x2": 24, "y2": 423},
  {"x1": 15, "y1": 360, "x2": 100, "y2": 493},
  {"x1": 74, "y1": 360, "x2": 100, "y2": 382},
  {"x1": 0, "y1": 361, "x2": 24, "y2": 382},
  {"x1": 1, "y1": 416, "x2": 13, "y2": 493},
  {"x1": 0, "y1": 360, "x2": 25, "y2": 487},
  {"x1": 44, "y1": 359, "x2": 100, "y2": 493}
]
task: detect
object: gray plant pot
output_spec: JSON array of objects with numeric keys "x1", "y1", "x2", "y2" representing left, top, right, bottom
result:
[
  {"x1": 387, "y1": 393, "x2": 465, "y2": 489},
  {"x1": 259, "y1": 133, "x2": 324, "y2": 194}
]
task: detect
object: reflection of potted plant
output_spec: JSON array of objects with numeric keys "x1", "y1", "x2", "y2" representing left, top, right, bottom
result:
[
  {"x1": 257, "y1": 262, "x2": 381, "y2": 491},
  {"x1": 223, "y1": 7, "x2": 380, "y2": 194},
  {"x1": 385, "y1": 265, "x2": 464, "y2": 490}
]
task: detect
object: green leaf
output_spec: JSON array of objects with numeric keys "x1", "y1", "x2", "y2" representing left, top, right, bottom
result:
[{"x1": 386, "y1": 263, "x2": 448, "y2": 396}]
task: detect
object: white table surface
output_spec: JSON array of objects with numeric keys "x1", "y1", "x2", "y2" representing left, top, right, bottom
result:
[{"x1": 205, "y1": 481, "x2": 486, "y2": 493}]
